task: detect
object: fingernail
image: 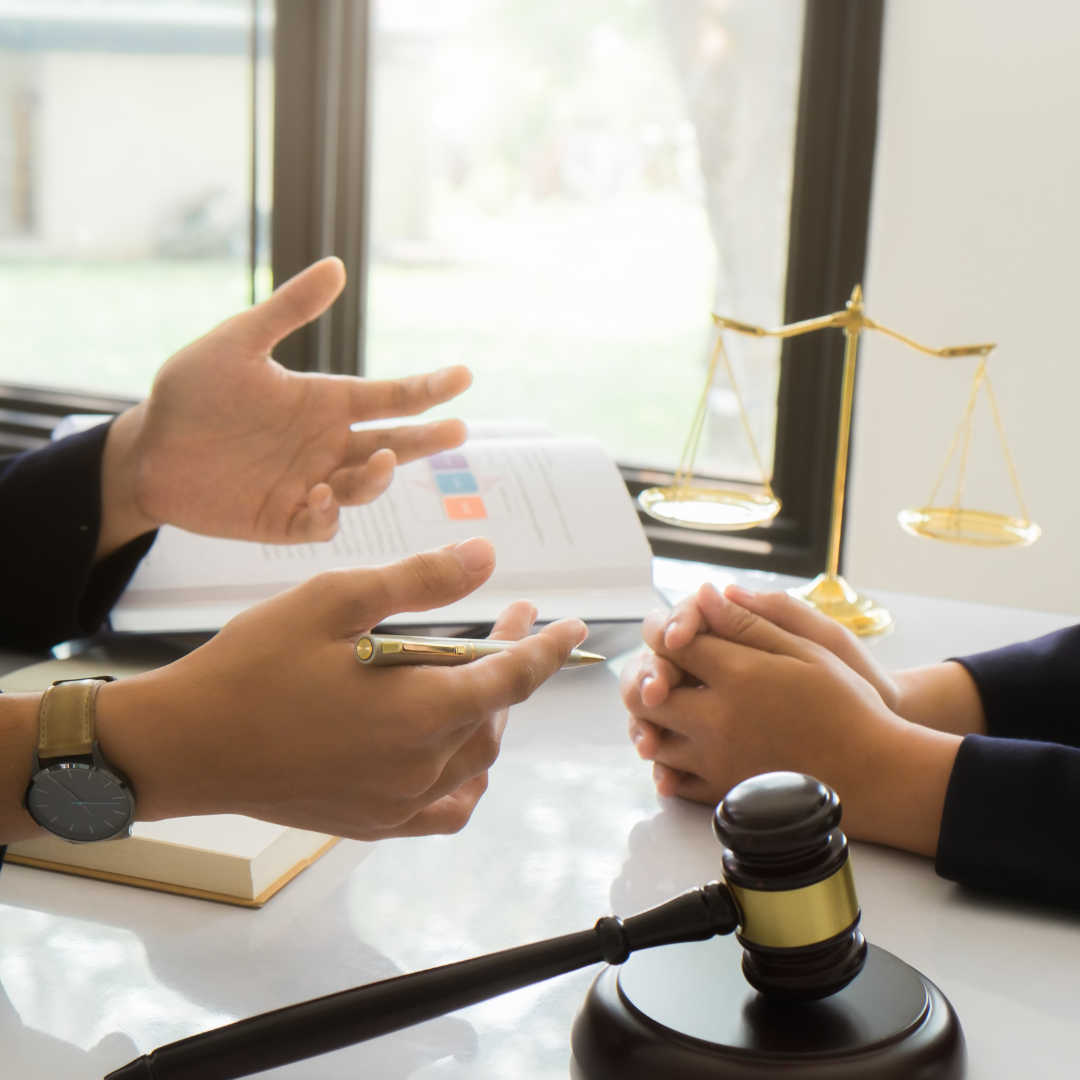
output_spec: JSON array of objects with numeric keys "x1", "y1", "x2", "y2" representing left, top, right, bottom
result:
[
  {"x1": 726, "y1": 584, "x2": 753, "y2": 605},
  {"x1": 700, "y1": 581, "x2": 725, "y2": 605},
  {"x1": 451, "y1": 536, "x2": 494, "y2": 571},
  {"x1": 663, "y1": 621, "x2": 679, "y2": 648},
  {"x1": 320, "y1": 492, "x2": 333, "y2": 511},
  {"x1": 641, "y1": 675, "x2": 655, "y2": 699},
  {"x1": 631, "y1": 726, "x2": 645, "y2": 747}
]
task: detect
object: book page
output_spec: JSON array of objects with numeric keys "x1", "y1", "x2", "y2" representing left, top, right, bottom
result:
[{"x1": 112, "y1": 437, "x2": 659, "y2": 631}]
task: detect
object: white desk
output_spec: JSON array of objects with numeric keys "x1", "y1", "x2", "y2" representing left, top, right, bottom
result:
[{"x1": 2, "y1": 561, "x2": 1079, "y2": 1079}]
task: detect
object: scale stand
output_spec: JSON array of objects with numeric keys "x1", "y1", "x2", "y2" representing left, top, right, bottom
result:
[{"x1": 639, "y1": 285, "x2": 1039, "y2": 636}]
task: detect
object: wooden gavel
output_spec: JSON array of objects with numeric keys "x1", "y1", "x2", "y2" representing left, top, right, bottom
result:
[{"x1": 105, "y1": 773, "x2": 866, "y2": 1080}]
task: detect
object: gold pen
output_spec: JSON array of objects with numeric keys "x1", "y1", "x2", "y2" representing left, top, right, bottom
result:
[{"x1": 355, "y1": 633, "x2": 605, "y2": 668}]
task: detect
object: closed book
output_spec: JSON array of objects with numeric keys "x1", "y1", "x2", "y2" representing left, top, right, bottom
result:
[{"x1": 5, "y1": 817, "x2": 338, "y2": 907}]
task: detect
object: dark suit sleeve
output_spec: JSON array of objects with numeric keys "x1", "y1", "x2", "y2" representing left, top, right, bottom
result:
[
  {"x1": 935, "y1": 626, "x2": 1080, "y2": 906},
  {"x1": 0, "y1": 422, "x2": 157, "y2": 651},
  {"x1": 952, "y1": 625, "x2": 1080, "y2": 747},
  {"x1": 937, "y1": 735, "x2": 1080, "y2": 906}
]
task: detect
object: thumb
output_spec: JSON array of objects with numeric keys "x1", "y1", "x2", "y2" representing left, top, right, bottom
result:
[
  {"x1": 225, "y1": 256, "x2": 347, "y2": 355},
  {"x1": 333, "y1": 537, "x2": 497, "y2": 630},
  {"x1": 693, "y1": 581, "x2": 817, "y2": 660}
]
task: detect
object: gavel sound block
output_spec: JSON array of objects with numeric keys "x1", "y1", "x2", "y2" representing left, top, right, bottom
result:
[
  {"x1": 571, "y1": 772, "x2": 965, "y2": 1079},
  {"x1": 105, "y1": 774, "x2": 963, "y2": 1080}
]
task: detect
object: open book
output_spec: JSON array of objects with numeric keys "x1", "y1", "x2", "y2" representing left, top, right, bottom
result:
[
  {"x1": 0, "y1": 656, "x2": 337, "y2": 907},
  {"x1": 111, "y1": 435, "x2": 660, "y2": 634}
]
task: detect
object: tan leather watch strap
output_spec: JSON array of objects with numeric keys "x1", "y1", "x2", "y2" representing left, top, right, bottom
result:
[{"x1": 38, "y1": 678, "x2": 115, "y2": 761}]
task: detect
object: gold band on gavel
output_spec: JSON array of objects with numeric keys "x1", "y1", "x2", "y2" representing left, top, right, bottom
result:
[{"x1": 725, "y1": 859, "x2": 860, "y2": 949}]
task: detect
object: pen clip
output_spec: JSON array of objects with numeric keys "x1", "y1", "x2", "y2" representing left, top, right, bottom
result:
[{"x1": 401, "y1": 642, "x2": 467, "y2": 657}]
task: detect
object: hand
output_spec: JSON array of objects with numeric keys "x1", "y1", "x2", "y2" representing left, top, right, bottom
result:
[
  {"x1": 645, "y1": 583, "x2": 900, "y2": 710},
  {"x1": 622, "y1": 583, "x2": 961, "y2": 856},
  {"x1": 642, "y1": 583, "x2": 986, "y2": 736},
  {"x1": 94, "y1": 537, "x2": 588, "y2": 840},
  {"x1": 98, "y1": 257, "x2": 472, "y2": 558}
]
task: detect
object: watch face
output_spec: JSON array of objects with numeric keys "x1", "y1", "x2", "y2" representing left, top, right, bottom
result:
[{"x1": 27, "y1": 763, "x2": 134, "y2": 842}]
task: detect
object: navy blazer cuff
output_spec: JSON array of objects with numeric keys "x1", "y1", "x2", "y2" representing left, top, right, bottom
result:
[
  {"x1": 937, "y1": 734, "x2": 1080, "y2": 906},
  {"x1": 0, "y1": 422, "x2": 157, "y2": 650}
]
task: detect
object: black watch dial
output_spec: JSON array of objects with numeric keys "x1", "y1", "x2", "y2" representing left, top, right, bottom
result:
[{"x1": 27, "y1": 763, "x2": 134, "y2": 842}]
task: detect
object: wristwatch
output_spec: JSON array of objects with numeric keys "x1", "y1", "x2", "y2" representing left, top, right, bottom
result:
[{"x1": 23, "y1": 677, "x2": 136, "y2": 843}]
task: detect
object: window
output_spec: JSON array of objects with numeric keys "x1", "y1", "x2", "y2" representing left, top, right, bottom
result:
[
  {"x1": 364, "y1": 0, "x2": 803, "y2": 481},
  {"x1": 0, "y1": 0, "x2": 273, "y2": 399},
  {"x1": 2, "y1": 0, "x2": 885, "y2": 578}
]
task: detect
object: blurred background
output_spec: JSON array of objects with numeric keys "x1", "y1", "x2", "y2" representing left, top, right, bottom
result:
[{"x1": 0, "y1": 0, "x2": 803, "y2": 478}]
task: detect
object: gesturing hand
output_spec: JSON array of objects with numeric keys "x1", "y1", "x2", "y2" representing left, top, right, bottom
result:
[
  {"x1": 621, "y1": 583, "x2": 961, "y2": 856},
  {"x1": 99, "y1": 257, "x2": 472, "y2": 556},
  {"x1": 96, "y1": 537, "x2": 589, "y2": 840}
]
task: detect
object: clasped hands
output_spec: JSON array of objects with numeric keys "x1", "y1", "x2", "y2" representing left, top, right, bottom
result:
[{"x1": 622, "y1": 583, "x2": 989, "y2": 857}]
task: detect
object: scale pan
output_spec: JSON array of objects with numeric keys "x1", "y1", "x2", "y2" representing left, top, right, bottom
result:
[
  {"x1": 898, "y1": 507, "x2": 1041, "y2": 547},
  {"x1": 638, "y1": 486, "x2": 781, "y2": 531}
]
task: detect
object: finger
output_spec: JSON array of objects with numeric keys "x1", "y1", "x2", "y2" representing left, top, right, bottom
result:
[
  {"x1": 624, "y1": 677, "x2": 736, "y2": 738},
  {"x1": 685, "y1": 583, "x2": 820, "y2": 662},
  {"x1": 377, "y1": 773, "x2": 490, "y2": 838},
  {"x1": 411, "y1": 711, "x2": 508, "y2": 808},
  {"x1": 445, "y1": 616, "x2": 587, "y2": 717},
  {"x1": 724, "y1": 585, "x2": 854, "y2": 652},
  {"x1": 326, "y1": 448, "x2": 397, "y2": 506},
  {"x1": 653, "y1": 763, "x2": 724, "y2": 806},
  {"x1": 725, "y1": 584, "x2": 892, "y2": 695},
  {"x1": 619, "y1": 651, "x2": 649, "y2": 710},
  {"x1": 227, "y1": 257, "x2": 346, "y2": 355},
  {"x1": 487, "y1": 600, "x2": 538, "y2": 642},
  {"x1": 653, "y1": 762, "x2": 688, "y2": 799},
  {"x1": 629, "y1": 716, "x2": 668, "y2": 760},
  {"x1": 348, "y1": 366, "x2": 473, "y2": 422},
  {"x1": 621, "y1": 649, "x2": 693, "y2": 712},
  {"x1": 640, "y1": 608, "x2": 672, "y2": 654},
  {"x1": 650, "y1": 730, "x2": 717, "y2": 777},
  {"x1": 315, "y1": 537, "x2": 499, "y2": 630},
  {"x1": 660, "y1": 593, "x2": 711, "y2": 650},
  {"x1": 641, "y1": 654, "x2": 692, "y2": 707},
  {"x1": 346, "y1": 419, "x2": 468, "y2": 467},
  {"x1": 284, "y1": 483, "x2": 340, "y2": 543}
]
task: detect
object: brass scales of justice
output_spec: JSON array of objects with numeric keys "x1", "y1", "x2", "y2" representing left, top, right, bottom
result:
[{"x1": 639, "y1": 285, "x2": 1040, "y2": 636}]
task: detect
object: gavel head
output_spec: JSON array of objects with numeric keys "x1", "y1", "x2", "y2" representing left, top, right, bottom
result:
[{"x1": 714, "y1": 772, "x2": 867, "y2": 1002}]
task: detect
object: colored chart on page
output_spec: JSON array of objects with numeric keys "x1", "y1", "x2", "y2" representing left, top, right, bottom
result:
[{"x1": 430, "y1": 451, "x2": 488, "y2": 521}]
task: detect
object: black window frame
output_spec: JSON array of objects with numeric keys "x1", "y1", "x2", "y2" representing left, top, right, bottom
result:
[{"x1": 0, "y1": 0, "x2": 884, "y2": 582}]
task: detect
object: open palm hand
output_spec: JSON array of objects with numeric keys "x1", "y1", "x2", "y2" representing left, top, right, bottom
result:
[{"x1": 101, "y1": 258, "x2": 471, "y2": 553}]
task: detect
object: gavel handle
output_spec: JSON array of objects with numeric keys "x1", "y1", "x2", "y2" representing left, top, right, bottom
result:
[{"x1": 105, "y1": 882, "x2": 738, "y2": 1080}]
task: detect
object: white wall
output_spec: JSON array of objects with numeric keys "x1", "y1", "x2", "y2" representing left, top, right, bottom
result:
[{"x1": 845, "y1": 0, "x2": 1080, "y2": 614}]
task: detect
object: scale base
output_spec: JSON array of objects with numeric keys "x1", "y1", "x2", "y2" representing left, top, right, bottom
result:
[
  {"x1": 787, "y1": 574, "x2": 893, "y2": 637},
  {"x1": 571, "y1": 941, "x2": 964, "y2": 1080}
]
